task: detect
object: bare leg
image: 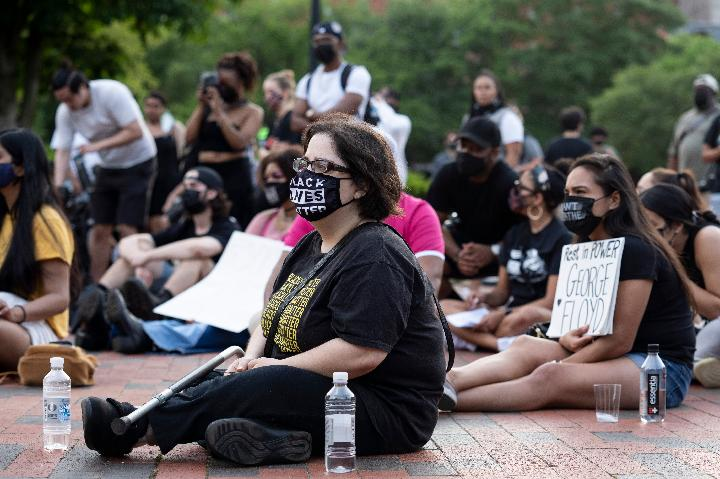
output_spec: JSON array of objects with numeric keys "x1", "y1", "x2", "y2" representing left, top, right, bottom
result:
[
  {"x1": 89, "y1": 224, "x2": 115, "y2": 282},
  {"x1": 449, "y1": 323, "x2": 498, "y2": 351},
  {"x1": 440, "y1": 299, "x2": 468, "y2": 315},
  {"x1": 116, "y1": 223, "x2": 139, "y2": 239},
  {"x1": 148, "y1": 215, "x2": 168, "y2": 235},
  {"x1": 495, "y1": 306, "x2": 552, "y2": 338},
  {"x1": 448, "y1": 335, "x2": 568, "y2": 392},
  {"x1": 162, "y1": 259, "x2": 214, "y2": 296},
  {"x1": 0, "y1": 321, "x2": 31, "y2": 371},
  {"x1": 455, "y1": 357, "x2": 640, "y2": 412},
  {"x1": 99, "y1": 258, "x2": 134, "y2": 289}
]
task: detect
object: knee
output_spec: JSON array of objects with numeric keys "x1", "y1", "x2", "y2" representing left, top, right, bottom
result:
[
  {"x1": 507, "y1": 334, "x2": 534, "y2": 351},
  {"x1": 525, "y1": 362, "x2": 563, "y2": 406},
  {"x1": 117, "y1": 224, "x2": 138, "y2": 238}
]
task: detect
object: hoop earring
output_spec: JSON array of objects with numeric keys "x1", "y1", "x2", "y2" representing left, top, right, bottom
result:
[{"x1": 527, "y1": 205, "x2": 543, "y2": 221}]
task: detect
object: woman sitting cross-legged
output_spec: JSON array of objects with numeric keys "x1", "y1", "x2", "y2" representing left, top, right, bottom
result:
[
  {"x1": 441, "y1": 164, "x2": 571, "y2": 352},
  {"x1": 80, "y1": 113, "x2": 450, "y2": 465},
  {"x1": 439, "y1": 153, "x2": 695, "y2": 412},
  {"x1": 0, "y1": 129, "x2": 75, "y2": 371}
]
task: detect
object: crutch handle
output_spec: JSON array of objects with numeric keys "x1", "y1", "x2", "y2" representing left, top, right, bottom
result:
[{"x1": 111, "y1": 415, "x2": 133, "y2": 435}]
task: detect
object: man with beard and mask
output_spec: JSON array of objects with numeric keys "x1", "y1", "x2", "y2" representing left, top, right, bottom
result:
[
  {"x1": 427, "y1": 117, "x2": 523, "y2": 290},
  {"x1": 291, "y1": 21, "x2": 372, "y2": 133},
  {"x1": 246, "y1": 147, "x2": 301, "y2": 240},
  {"x1": 668, "y1": 74, "x2": 719, "y2": 185},
  {"x1": 184, "y1": 52, "x2": 264, "y2": 229},
  {"x1": 72, "y1": 167, "x2": 239, "y2": 352},
  {"x1": 51, "y1": 64, "x2": 157, "y2": 282}
]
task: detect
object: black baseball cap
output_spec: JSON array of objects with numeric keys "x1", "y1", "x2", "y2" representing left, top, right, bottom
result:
[
  {"x1": 311, "y1": 21, "x2": 343, "y2": 40},
  {"x1": 456, "y1": 117, "x2": 501, "y2": 149},
  {"x1": 187, "y1": 166, "x2": 224, "y2": 191}
]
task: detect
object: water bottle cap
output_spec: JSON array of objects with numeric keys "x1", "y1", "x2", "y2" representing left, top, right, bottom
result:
[
  {"x1": 648, "y1": 344, "x2": 659, "y2": 353},
  {"x1": 50, "y1": 357, "x2": 64, "y2": 368},
  {"x1": 333, "y1": 372, "x2": 348, "y2": 382}
]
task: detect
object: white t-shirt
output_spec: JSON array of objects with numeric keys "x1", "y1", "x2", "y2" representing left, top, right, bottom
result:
[
  {"x1": 375, "y1": 100, "x2": 410, "y2": 185},
  {"x1": 296, "y1": 63, "x2": 371, "y2": 119},
  {"x1": 491, "y1": 108, "x2": 524, "y2": 145},
  {"x1": 52, "y1": 80, "x2": 156, "y2": 169}
]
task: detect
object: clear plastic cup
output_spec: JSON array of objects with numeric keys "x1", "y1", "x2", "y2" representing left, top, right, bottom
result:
[{"x1": 594, "y1": 384, "x2": 621, "y2": 423}]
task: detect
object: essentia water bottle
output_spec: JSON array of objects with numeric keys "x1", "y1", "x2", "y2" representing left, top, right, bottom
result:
[
  {"x1": 43, "y1": 357, "x2": 71, "y2": 450},
  {"x1": 325, "y1": 372, "x2": 356, "y2": 473},
  {"x1": 640, "y1": 344, "x2": 666, "y2": 423}
]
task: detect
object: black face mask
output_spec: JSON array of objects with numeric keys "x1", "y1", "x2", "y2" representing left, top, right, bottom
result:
[
  {"x1": 694, "y1": 89, "x2": 714, "y2": 111},
  {"x1": 457, "y1": 152, "x2": 493, "y2": 177},
  {"x1": 313, "y1": 44, "x2": 337, "y2": 64},
  {"x1": 181, "y1": 189, "x2": 208, "y2": 215},
  {"x1": 561, "y1": 195, "x2": 604, "y2": 237},
  {"x1": 264, "y1": 182, "x2": 291, "y2": 207},
  {"x1": 218, "y1": 83, "x2": 240, "y2": 104},
  {"x1": 289, "y1": 170, "x2": 354, "y2": 221}
]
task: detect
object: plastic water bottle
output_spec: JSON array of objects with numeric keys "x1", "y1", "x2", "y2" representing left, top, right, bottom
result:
[
  {"x1": 325, "y1": 372, "x2": 355, "y2": 473},
  {"x1": 43, "y1": 357, "x2": 71, "y2": 450},
  {"x1": 640, "y1": 344, "x2": 666, "y2": 423}
]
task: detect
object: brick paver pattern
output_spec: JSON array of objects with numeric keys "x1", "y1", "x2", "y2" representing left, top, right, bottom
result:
[{"x1": 2, "y1": 351, "x2": 720, "y2": 478}]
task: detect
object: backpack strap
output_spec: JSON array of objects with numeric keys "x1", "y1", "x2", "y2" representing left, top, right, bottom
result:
[{"x1": 340, "y1": 63, "x2": 353, "y2": 91}]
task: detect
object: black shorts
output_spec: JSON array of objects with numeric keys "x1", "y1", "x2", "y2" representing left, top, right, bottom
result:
[{"x1": 91, "y1": 158, "x2": 156, "y2": 227}]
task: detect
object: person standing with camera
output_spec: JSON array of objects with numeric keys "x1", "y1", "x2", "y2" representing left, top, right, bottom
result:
[
  {"x1": 51, "y1": 64, "x2": 157, "y2": 282},
  {"x1": 185, "y1": 52, "x2": 264, "y2": 229}
]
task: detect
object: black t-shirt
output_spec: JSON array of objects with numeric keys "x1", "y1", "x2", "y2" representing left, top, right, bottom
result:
[
  {"x1": 261, "y1": 223, "x2": 446, "y2": 448},
  {"x1": 427, "y1": 161, "x2": 523, "y2": 245},
  {"x1": 151, "y1": 216, "x2": 238, "y2": 263},
  {"x1": 618, "y1": 236, "x2": 695, "y2": 366},
  {"x1": 268, "y1": 111, "x2": 302, "y2": 145},
  {"x1": 499, "y1": 218, "x2": 571, "y2": 307},
  {"x1": 545, "y1": 137, "x2": 593, "y2": 165}
]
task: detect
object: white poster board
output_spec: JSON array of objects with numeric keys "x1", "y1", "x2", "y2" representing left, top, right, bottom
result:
[
  {"x1": 153, "y1": 232, "x2": 286, "y2": 333},
  {"x1": 546, "y1": 238, "x2": 625, "y2": 338}
]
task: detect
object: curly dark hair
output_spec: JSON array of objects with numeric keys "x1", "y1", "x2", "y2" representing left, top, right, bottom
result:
[
  {"x1": 217, "y1": 51, "x2": 258, "y2": 91},
  {"x1": 301, "y1": 113, "x2": 402, "y2": 221},
  {"x1": 257, "y1": 146, "x2": 303, "y2": 187}
]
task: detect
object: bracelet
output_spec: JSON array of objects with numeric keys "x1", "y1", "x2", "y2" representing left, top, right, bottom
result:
[{"x1": 13, "y1": 305, "x2": 26, "y2": 323}]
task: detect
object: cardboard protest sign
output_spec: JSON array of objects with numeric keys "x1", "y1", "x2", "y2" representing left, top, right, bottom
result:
[
  {"x1": 153, "y1": 232, "x2": 286, "y2": 333},
  {"x1": 546, "y1": 238, "x2": 625, "y2": 338}
]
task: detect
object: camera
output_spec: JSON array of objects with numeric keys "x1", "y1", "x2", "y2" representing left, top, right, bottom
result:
[{"x1": 200, "y1": 71, "x2": 219, "y2": 94}]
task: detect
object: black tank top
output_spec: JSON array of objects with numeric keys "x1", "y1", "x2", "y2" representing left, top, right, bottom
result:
[
  {"x1": 682, "y1": 223, "x2": 708, "y2": 289},
  {"x1": 154, "y1": 134, "x2": 178, "y2": 176},
  {"x1": 197, "y1": 106, "x2": 248, "y2": 154}
]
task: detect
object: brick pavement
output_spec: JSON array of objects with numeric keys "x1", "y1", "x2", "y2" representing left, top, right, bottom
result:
[{"x1": 1, "y1": 350, "x2": 720, "y2": 478}]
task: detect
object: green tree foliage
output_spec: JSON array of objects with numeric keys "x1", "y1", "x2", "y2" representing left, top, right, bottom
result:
[
  {"x1": 591, "y1": 35, "x2": 720, "y2": 176},
  {"x1": 0, "y1": 0, "x2": 216, "y2": 132}
]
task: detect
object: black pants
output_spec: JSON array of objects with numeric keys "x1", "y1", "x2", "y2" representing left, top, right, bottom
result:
[{"x1": 148, "y1": 365, "x2": 416, "y2": 456}]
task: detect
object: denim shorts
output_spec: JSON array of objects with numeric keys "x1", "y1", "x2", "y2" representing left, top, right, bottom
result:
[{"x1": 625, "y1": 353, "x2": 693, "y2": 408}]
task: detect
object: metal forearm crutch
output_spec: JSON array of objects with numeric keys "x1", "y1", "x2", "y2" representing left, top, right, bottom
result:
[{"x1": 111, "y1": 345, "x2": 245, "y2": 435}]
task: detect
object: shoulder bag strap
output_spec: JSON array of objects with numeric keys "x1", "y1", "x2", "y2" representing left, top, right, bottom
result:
[
  {"x1": 263, "y1": 223, "x2": 370, "y2": 358},
  {"x1": 376, "y1": 223, "x2": 455, "y2": 371}
]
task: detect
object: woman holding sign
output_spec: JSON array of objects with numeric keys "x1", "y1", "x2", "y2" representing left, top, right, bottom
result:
[
  {"x1": 441, "y1": 165, "x2": 571, "y2": 351},
  {"x1": 440, "y1": 153, "x2": 695, "y2": 412}
]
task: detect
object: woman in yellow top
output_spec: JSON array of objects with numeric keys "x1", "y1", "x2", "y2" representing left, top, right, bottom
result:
[{"x1": 0, "y1": 129, "x2": 74, "y2": 371}]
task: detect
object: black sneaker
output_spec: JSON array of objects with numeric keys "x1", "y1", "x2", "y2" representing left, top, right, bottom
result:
[
  {"x1": 81, "y1": 397, "x2": 147, "y2": 456},
  {"x1": 205, "y1": 418, "x2": 312, "y2": 466},
  {"x1": 74, "y1": 285, "x2": 110, "y2": 351},
  {"x1": 105, "y1": 289, "x2": 154, "y2": 354},
  {"x1": 119, "y1": 278, "x2": 163, "y2": 321}
]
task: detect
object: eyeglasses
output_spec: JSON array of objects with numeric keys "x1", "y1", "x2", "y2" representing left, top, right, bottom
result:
[{"x1": 292, "y1": 157, "x2": 352, "y2": 175}]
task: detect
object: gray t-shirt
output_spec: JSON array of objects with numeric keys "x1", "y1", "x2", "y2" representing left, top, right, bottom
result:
[
  {"x1": 669, "y1": 106, "x2": 719, "y2": 182},
  {"x1": 52, "y1": 80, "x2": 156, "y2": 169}
]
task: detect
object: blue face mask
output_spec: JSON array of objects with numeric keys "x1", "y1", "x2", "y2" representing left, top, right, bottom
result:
[{"x1": 0, "y1": 164, "x2": 17, "y2": 188}]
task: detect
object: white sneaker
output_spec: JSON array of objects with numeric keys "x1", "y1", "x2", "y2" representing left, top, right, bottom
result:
[{"x1": 694, "y1": 357, "x2": 720, "y2": 388}]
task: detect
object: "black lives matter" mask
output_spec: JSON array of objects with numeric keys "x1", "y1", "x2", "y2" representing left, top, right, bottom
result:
[{"x1": 289, "y1": 170, "x2": 354, "y2": 221}]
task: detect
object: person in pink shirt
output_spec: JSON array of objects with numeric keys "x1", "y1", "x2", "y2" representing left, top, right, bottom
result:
[
  {"x1": 264, "y1": 192, "x2": 445, "y2": 300},
  {"x1": 245, "y1": 146, "x2": 303, "y2": 241}
]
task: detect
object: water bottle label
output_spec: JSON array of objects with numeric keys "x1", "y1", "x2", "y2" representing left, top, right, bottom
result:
[
  {"x1": 326, "y1": 414, "x2": 353, "y2": 443},
  {"x1": 44, "y1": 398, "x2": 70, "y2": 423},
  {"x1": 646, "y1": 372, "x2": 660, "y2": 415}
]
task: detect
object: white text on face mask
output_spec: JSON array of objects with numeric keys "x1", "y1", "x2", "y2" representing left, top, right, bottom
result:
[
  {"x1": 291, "y1": 176, "x2": 326, "y2": 188},
  {"x1": 290, "y1": 188, "x2": 325, "y2": 204},
  {"x1": 296, "y1": 205, "x2": 327, "y2": 215}
]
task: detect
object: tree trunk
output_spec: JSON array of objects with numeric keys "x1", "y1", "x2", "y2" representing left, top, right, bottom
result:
[
  {"x1": 17, "y1": 28, "x2": 43, "y2": 128},
  {"x1": 0, "y1": 33, "x2": 19, "y2": 130}
]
